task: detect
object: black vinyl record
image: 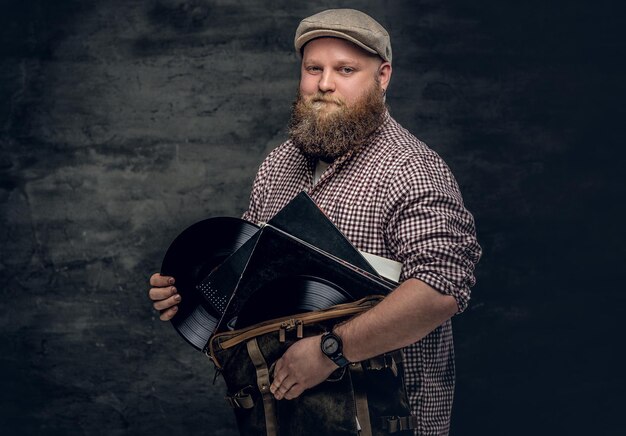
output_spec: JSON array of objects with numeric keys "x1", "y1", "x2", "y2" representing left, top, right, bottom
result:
[
  {"x1": 234, "y1": 275, "x2": 351, "y2": 328},
  {"x1": 161, "y1": 217, "x2": 259, "y2": 350}
]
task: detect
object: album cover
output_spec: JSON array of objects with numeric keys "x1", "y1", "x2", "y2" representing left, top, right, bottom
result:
[{"x1": 267, "y1": 191, "x2": 380, "y2": 276}]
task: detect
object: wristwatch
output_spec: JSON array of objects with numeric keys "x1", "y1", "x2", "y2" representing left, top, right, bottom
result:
[{"x1": 320, "y1": 331, "x2": 350, "y2": 368}]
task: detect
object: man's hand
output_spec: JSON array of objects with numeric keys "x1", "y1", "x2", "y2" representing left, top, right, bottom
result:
[
  {"x1": 270, "y1": 335, "x2": 337, "y2": 400},
  {"x1": 269, "y1": 279, "x2": 458, "y2": 402},
  {"x1": 148, "y1": 273, "x2": 180, "y2": 321}
]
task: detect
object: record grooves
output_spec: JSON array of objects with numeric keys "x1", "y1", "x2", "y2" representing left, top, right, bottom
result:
[
  {"x1": 234, "y1": 275, "x2": 351, "y2": 328},
  {"x1": 160, "y1": 217, "x2": 259, "y2": 350}
]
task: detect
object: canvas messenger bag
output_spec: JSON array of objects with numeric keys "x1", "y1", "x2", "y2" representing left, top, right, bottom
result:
[{"x1": 208, "y1": 296, "x2": 418, "y2": 436}]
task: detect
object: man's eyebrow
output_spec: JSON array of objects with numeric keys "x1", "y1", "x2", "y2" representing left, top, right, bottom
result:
[{"x1": 303, "y1": 57, "x2": 363, "y2": 66}]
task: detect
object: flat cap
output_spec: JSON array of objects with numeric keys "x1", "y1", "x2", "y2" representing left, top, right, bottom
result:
[{"x1": 294, "y1": 9, "x2": 392, "y2": 63}]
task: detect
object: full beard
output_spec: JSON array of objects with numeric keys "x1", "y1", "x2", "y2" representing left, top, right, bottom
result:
[{"x1": 288, "y1": 83, "x2": 387, "y2": 161}]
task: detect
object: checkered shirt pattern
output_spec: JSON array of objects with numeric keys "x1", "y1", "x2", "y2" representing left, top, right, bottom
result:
[{"x1": 242, "y1": 112, "x2": 481, "y2": 435}]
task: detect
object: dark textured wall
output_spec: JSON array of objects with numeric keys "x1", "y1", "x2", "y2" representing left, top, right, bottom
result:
[{"x1": 1, "y1": 0, "x2": 624, "y2": 435}]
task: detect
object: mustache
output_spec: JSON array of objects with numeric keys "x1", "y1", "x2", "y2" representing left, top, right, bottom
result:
[{"x1": 306, "y1": 93, "x2": 345, "y2": 106}]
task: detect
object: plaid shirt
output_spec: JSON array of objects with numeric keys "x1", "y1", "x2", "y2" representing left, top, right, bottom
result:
[{"x1": 243, "y1": 112, "x2": 481, "y2": 435}]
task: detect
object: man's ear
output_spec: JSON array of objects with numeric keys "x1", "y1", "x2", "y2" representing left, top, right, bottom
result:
[{"x1": 378, "y1": 62, "x2": 392, "y2": 91}]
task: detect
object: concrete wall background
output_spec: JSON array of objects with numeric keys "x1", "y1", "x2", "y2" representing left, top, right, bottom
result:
[{"x1": 1, "y1": 0, "x2": 624, "y2": 435}]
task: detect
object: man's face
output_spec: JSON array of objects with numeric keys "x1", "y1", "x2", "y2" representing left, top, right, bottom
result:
[
  {"x1": 289, "y1": 37, "x2": 392, "y2": 161},
  {"x1": 299, "y1": 37, "x2": 387, "y2": 112}
]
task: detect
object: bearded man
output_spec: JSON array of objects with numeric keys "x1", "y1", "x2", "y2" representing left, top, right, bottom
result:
[{"x1": 149, "y1": 9, "x2": 481, "y2": 435}]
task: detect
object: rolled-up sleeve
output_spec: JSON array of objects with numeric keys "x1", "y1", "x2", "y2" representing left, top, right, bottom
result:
[{"x1": 383, "y1": 151, "x2": 481, "y2": 313}]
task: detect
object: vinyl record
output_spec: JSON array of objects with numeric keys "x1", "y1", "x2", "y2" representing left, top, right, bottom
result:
[
  {"x1": 234, "y1": 275, "x2": 351, "y2": 328},
  {"x1": 161, "y1": 217, "x2": 259, "y2": 350}
]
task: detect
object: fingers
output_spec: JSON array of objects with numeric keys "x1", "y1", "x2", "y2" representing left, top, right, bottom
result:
[
  {"x1": 283, "y1": 384, "x2": 304, "y2": 400},
  {"x1": 271, "y1": 374, "x2": 298, "y2": 400},
  {"x1": 269, "y1": 370, "x2": 288, "y2": 394},
  {"x1": 159, "y1": 305, "x2": 178, "y2": 321},
  {"x1": 148, "y1": 273, "x2": 180, "y2": 321},
  {"x1": 271, "y1": 359, "x2": 301, "y2": 400},
  {"x1": 152, "y1": 293, "x2": 181, "y2": 311},
  {"x1": 149, "y1": 285, "x2": 178, "y2": 301},
  {"x1": 270, "y1": 359, "x2": 285, "y2": 397},
  {"x1": 150, "y1": 273, "x2": 175, "y2": 287},
  {"x1": 270, "y1": 357, "x2": 284, "y2": 383}
]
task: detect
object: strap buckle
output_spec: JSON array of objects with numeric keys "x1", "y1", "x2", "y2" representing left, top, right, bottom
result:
[
  {"x1": 224, "y1": 385, "x2": 255, "y2": 409},
  {"x1": 380, "y1": 415, "x2": 418, "y2": 433},
  {"x1": 363, "y1": 353, "x2": 398, "y2": 377}
]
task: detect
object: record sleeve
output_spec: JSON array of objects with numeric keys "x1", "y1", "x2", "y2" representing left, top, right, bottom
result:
[{"x1": 267, "y1": 191, "x2": 379, "y2": 276}]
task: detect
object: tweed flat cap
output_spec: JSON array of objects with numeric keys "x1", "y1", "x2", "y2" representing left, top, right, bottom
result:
[{"x1": 294, "y1": 9, "x2": 392, "y2": 63}]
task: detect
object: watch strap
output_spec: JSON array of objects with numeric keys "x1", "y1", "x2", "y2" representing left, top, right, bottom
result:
[{"x1": 332, "y1": 353, "x2": 350, "y2": 368}]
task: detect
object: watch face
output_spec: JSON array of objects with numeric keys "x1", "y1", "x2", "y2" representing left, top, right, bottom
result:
[{"x1": 322, "y1": 337, "x2": 339, "y2": 355}]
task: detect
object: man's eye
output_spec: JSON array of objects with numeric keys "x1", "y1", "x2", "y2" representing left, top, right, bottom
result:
[
  {"x1": 340, "y1": 67, "x2": 354, "y2": 74},
  {"x1": 307, "y1": 66, "x2": 322, "y2": 72}
]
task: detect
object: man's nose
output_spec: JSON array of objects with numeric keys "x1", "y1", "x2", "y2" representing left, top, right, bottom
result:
[{"x1": 318, "y1": 70, "x2": 335, "y2": 93}]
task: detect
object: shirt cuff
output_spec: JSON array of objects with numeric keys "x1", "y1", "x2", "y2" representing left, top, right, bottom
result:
[{"x1": 409, "y1": 271, "x2": 470, "y2": 314}]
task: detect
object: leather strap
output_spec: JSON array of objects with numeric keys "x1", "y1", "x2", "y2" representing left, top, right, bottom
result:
[
  {"x1": 224, "y1": 385, "x2": 255, "y2": 409},
  {"x1": 363, "y1": 351, "x2": 402, "y2": 377},
  {"x1": 350, "y1": 363, "x2": 372, "y2": 436},
  {"x1": 246, "y1": 339, "x2": 278, "y2": 436},
  {"x1": 380, "y1": 415, "x2": 418, "y2": 433},
  {"x1": 389, "y1": 350, "x2": 404, "y2": 377}
]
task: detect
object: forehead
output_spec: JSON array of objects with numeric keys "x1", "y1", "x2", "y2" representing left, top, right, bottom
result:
[{"x1": 302, "y1": 37, "x2": 380, "y2": 64}]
